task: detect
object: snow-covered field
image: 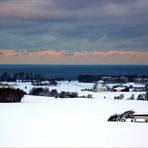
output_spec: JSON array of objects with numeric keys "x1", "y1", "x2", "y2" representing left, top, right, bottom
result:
[
  {"x1": 7, "y1": 81, "x2": 145, "y2": 99},
  {"x1": 0, "y1": 81, "x2": 148, "y2": 147}
]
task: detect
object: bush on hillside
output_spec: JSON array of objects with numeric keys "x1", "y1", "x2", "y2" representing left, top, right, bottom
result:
[
  {"x1": 145, "y1": 91, "x2": 148, "y2": 100},
  {"x1": 87, "y1": 94, "x2": 93, "y2": 98},
  {"x1": 120, "y1": 110, "x2": 135, "y2": 121},
  {"x1": 129, "y1": 94, "x2": 135, "y2": 100},
  {"x1": 29, "y1": 87, "x2": 50, "y2": 96},
  {"x1": 114, "y1": 94, "x2": 124, "y2": 100},
  {"x1": 49, "y1": 89, "x2": 58, "y2": 98},
  {"x1": 108, "y1": 110, "x2": 135, "y2": 122},
  {"x1": 119, "y1": 94, "x2": 124, "y2": 99},
  {"x1": 0, "y1": 88, "x2": 26, "y2": 102},
  {"x1": 108, "y1": 114, "x2": 119, "y2": 122},
  {"x1": 137, "y1": 94, "x2": 145, "y2": 100},
  {"x1": 59, "y1": 91, "x2": 78, "y2": 98}
]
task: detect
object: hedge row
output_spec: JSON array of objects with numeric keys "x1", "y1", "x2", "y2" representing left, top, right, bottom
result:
[{"x1": 0, "y1": 88, "x2": 26, "y2": 103}]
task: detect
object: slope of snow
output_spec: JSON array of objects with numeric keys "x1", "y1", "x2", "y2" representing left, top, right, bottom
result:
[
  {"x1": 0, "y1": 94, "x2": 148, "y2": 147},
  {"x1": 0, "y1": 81, "x2": 147, "y2": 147}
]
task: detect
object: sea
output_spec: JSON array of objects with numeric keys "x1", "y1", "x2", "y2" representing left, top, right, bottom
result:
[{"x1": 0, "y1": 64, "x2": 148, "y2": 80}]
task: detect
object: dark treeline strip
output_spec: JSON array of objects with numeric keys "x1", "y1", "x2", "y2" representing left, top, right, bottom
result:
[
  {"x1": 1, "y1": 72, "x2": 148, "y2": 83},
  {"x1": 78, "y1": 75, "x2": 148, "y2": 83},
  {"x1": 29, "y1": 87, "x2": 78, "y2": 98},
  {"x1": 29, "y1": 87, "x2": 92, "y2": 99},
  {"x1": 0, "y1": 72, "x2": 63, "y2": 82}
]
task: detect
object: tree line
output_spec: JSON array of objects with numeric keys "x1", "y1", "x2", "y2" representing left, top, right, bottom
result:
[
  {"x1": 0, "y1": 72, "x2": 63, "y2": 82},
  {"x1": 29, "y1": 87, "x2": 93, "y2": 99}
]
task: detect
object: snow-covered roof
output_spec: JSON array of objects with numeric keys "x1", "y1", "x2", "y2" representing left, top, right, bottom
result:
[
  {"x1": 97, "y1": 80, "x2": 104, "y2": 84},
  {"x1": 113, "y1": 86, "x2": 126, "y2": 91}
]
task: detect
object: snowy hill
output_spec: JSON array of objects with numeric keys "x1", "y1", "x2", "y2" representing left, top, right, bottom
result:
[{"x1": 0, "y1": 81, "x2": 148, "y2": 147}]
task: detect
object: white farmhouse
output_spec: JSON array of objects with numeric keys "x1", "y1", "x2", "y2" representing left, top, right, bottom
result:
[{"x1": 92, "y1": 80, "x2": 108, "y2": 92}]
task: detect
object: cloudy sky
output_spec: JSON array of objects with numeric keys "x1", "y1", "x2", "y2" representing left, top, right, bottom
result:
[{"x1": 0, "y1": 0, "x2": 148, "y2": 64}]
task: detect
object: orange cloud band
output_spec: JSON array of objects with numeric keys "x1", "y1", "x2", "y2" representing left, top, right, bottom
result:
[
  {"x1": 0, "y1": 49, "x2": 148, "y2": 58},
  {"x1": 0, "y1": 49, "x2": 148, "y2": 64}
]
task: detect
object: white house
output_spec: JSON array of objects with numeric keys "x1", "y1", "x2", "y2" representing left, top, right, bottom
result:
[{"x1": 93, "y1": 80, "x2": 108, "y2": 92}]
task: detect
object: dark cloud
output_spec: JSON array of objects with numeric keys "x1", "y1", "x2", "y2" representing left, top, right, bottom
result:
[
  {"x1": 0, "y1": 0, "x2": 148, "y2": 52},
  {"x1": 53, "y1": 0, "x2": 102, "y2": 9},
  {"x1": 0, "y1": 0, "x2": 148, "y2": 24}
]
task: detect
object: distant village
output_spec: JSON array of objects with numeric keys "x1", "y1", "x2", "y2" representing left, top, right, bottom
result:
[
  {"x1": 90, "y1": 80, "x2": 148, "y2": 92},
  {"x1": 0, "y1": 72, "x2": 148, "y2": 102},
  {"x1": 79, "y1": 75, "x2": 148, "y2": 92},
  {"x1": 79, "y1": 74, "x2": 148, "y2": 84},
  {"x1": 0, "y1": 72, "x2": 148, "y2": 93}
]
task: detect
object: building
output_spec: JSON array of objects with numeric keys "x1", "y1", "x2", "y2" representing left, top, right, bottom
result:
[
  {"x1": 92, "y1": 80, "x2": 108, "y2": 92},
  {"x1": 112, "y1": 85, "x2": 129, "y2": 92}
]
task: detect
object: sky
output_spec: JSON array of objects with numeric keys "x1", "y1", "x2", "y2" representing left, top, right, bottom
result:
[{"x1": 0, "y1": 0, "x2": 148, "y2": 64}]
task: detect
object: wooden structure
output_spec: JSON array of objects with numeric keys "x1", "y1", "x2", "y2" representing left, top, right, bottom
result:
[{"x1": 131, "y1": 114, "x2": 148, "y2": 122}]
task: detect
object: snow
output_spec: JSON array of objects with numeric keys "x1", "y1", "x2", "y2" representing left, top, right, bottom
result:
[
  {"x1": 7, "y1": 81, "x2": 145, "y2": 99},
  {"x1": 0, "y1": 81, "x2": 148, "y2": 147}
]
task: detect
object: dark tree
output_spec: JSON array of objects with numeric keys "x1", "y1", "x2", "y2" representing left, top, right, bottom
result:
[
  {"x1": 50, "y1": 89, "x2": 58, "y2": 97},
  {"x1": 119, "y1": 94, "x2": 124, "y2": 100},
  {"x1": 129, "y1": 94, "x2": 135, "y2": 100},
  {"x1": 59, "y1": 91, "x2": 66, "y2": 98},
  {"x1": 145, "y1": 91, "x2": 148, "y2": 100},
  {"x1": 18, "y1": 72, "x2": 24, "y2": 82},
  {"x1": 108, "y1": 114, "x2": 119, "y2": 122},
  {"x1": 0, "y1": 72, "x2": 12, "y2": 82},
  {"x1": 68, "y1": 92, "x2": 78, "y2": 98},
  {"x1": 137, "y1": 94, "x2": 145, "y2": 100}
]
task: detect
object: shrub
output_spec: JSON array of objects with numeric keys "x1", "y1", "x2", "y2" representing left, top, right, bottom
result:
[
  {"x1": 129, "y1": 94, "x2": 135, "y2": 100},
  {"x1": 59, "y1": 91, "x2": 78, "y2": 98},
  {"x1": 137, "y1": 94, "x2": 145, "y2": 100},
  {"x1": 114, "y1": 96, "x2": 117, "y2": 99},
  {"x1": 87, "y1": 94, "x2": 93, "y2": 98},
  {"x1": 0, "y1": 88, "x2": 26, "y2": 102},
  {"x1": 50, "y1": 89, "x2": 58, "y2": 97},
  {"x1": 145, "y1": 91, "x2": 148, "y2": 100},
  {"x1": 119, "y1": 94, "x2": 124, "y2": 100},
  {"x1": 114, "y1": 96, "x2": 120, "y2": 100},
  {"x1": 114, "y1": 94, "x2": 124, "y2": 100},
  {"x1": 108, "y1": 114, "x2": 119, "y2": 121},
  {"x1": 59, "y1": 91, "x2": 66, "y2": 98},
  {"x1": 121, "y1": 110, "x2": 135, "y2": 119},
  {"x1": 29, "y1": 87, "x2": 50, "y2": 96},
  {"x1": 68, "y1": 92, "x2": 78, "y2": 98}
]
